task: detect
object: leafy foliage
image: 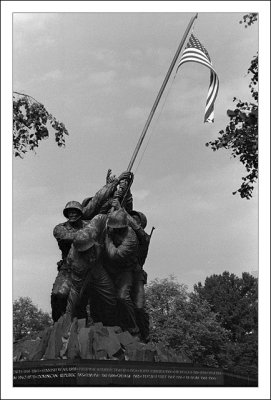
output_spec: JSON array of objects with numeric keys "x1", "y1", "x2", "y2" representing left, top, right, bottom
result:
[
  {"x1": 13, "y1": 92, "x2": 69, "y2": 158},
  {"x1": 145, "y1": 276, "x2": 231, "y2": 367},
  {"x1": 223, "y1": 332, "x2": 258, "y2": 377},
  {"x1": 13, "y1": 297, "x2": 53, "y2": 341},
  {"x1": 206, "y1": 13, "x2": 258, "y2": 199},
  {"x1": 239, "y1": 13, "x2": 258, "y2": 28},
  {"x1": 194, "y1": 271, "x2": 258, "y2": 377}
]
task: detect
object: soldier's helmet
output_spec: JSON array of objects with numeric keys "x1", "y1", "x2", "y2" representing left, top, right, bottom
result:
[
  {"x1": 73, "y1": 228, "x2": 96, "y2": 252},
  {"x1": 130, "y1": 210, "x2": 147, "y2": 229},
  {"x1": 107, "y1": 209, "x2": 128, "y2": 229},
  {"x1": 63, "y1": 201, "x2": 83, "y2": 219}
]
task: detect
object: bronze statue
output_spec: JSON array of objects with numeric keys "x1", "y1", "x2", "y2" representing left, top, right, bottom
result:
[
  {"x1": 65, "y1": 227, "x2": 118, "y2": 326},
  {"x1": 86, "y1": 209, "x2": 140, "y2": 335},
  {"x1": 104, "y1": 209, "x2": 140, "y2": 335},
  {"x1": 51, "y1": 201, "x2": 90, "y2": 322},
  {"x1": 51, "y1": 170, "x2": 151, "y2": 342},
  {"x1": 51, "y1": 171, "x2": 133, "y2": 322},
  {"x1": 128, "y1": 210, "x2": 151, "y2": 342}
]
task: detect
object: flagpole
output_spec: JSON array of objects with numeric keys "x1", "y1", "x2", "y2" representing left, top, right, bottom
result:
[{"x1": 126, "y1": 13, "x2": 198, "y2": 172}]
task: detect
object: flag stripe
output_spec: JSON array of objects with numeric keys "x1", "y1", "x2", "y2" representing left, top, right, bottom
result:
[
  {"x1": 206, "y1": 72, "x2": 215, "y2": 99},
  {"x1": 206, "y1": 72, "x2": 219, "y2": 105},
  {"x1": 176, "y1": 33, "x2": 219, "y2": 123},
  {"x1": 205, "y1": 73, "x2": 219, "y2": 123},
  {"x1": 179, "y1": 52, "x2": 211, "y2": 65},
  {"x1": 182, "y1": 48, "x2": 211, "y2": 61},
  {"x1": 210, "y1": 75, "x2": 219, "y2": 104},
  {"x1": 178, "y1": 57, "x2": 217, "y2": 74},
  {"x1": 205, "y1": 85, "x2": 218, "y2": 122}
]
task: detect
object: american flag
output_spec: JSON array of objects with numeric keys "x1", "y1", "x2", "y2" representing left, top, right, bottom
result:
[{"x1": 177, "y1": 34, "x2": 219, "y2": 123}]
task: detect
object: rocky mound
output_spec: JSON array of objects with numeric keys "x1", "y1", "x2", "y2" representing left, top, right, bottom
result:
[{"x1": 13, "y1": 316, "x2": 191, "y2": 363}]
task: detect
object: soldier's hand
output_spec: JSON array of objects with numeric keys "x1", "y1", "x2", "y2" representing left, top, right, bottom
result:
[
  {"x1": 127, "y1": 213, "x2": 141, "y2": 231},
  {"x1": 111, "y1": 198, "x2": 121, "y2": 210},
  {"x1": 118, "y1": 171, "x2": 133, "y2": 183},
  {"x1": 118, "y1": 180, "x2": 128, "y2": 192},
  {"x1": 106, "y1": 169, "x2": 117, "y2": 184}
]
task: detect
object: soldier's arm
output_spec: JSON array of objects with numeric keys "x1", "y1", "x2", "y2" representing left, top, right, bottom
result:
[
  {"x1": 66, "y1": 245, "x2": 75, "y2": 268},
  {"x1": 82, "y1": 181, "x2": 118, "y2": 220},
  {"x1": 53, "y1": 223, "x2": 78, "y2": 261},
  {"x1": 126, "y1": 213, "x2": 150, "y2": 244},
  {"x1": 122, "y1": 188, "x2": 133, "y2": 213},
  {"x1": 105, "y1": 229, "x2": 138, "y2": 265},
  {"x1": 125, "y1": 213, "x2": 151, "y2": 266},
  {"x1": 53, "y1": 224, "x2": 77, "y2": 246},
  {"x1": 82, "y1": 171, "x2": 133, "y2": 220},
  {"x1": 84, "y1": 214, "x2": 107, "y2": 244}
]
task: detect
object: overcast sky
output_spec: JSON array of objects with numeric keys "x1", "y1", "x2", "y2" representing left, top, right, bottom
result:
[{"x1": 11, "y1": 11, "x2": 261, "y2": 314}]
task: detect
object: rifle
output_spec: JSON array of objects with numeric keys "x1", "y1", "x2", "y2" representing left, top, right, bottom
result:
[{"x1": 149, "y1": 226, "x2": 155, "y2": 239}]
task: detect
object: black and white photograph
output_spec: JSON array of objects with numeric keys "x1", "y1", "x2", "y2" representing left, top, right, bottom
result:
[{"x1": 1, "y1": 1, "x2": 270, "y2": 399}]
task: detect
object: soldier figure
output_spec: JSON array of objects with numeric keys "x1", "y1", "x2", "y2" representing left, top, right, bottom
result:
[
  {"x1": 65, "y1": 228, "x2": 118, "y2": 326},
  {"x1": 105, "y1": 209, "x2": 140, "y2": 335},
  {"x1": 51, "y1": 171, "x2": 132, "y2": 323},
  {"x1": 111, "y1": 199, "x2": 151, "y2": 341},
  {"x1": 51, "y1": 201, "x2": 90, "y2": 322},
  {"x1": 128, "y1": 210, "x2": 151, "y2": 342},
  {"x1": 87, "y1": 209, "x2": 140, "y2": 335}
]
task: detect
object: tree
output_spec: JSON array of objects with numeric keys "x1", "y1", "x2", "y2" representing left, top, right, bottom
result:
[
  {"x1": 145, "y1": 276, "x2": 231, "y2": 368},
  {"x1": 206, "y1": 13, "x2": 258, "y2": 199},
  {"x1": 194, "y1": 271, "x2": 258, "y2": 340},
  {"x1": 13, "y1": 92, "x2": 69, "y2": 158},
  {"x1": 13, "y1": 297, "x2": 53, "y2": 341},
  {"x1": 194, "y1": 271, "x2": 258, "y2": 377}
]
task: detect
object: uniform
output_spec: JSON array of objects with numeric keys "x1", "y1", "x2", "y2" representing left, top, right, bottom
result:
[
  {"x1": 51, "y1": 201, "x2": 89, "y2": 322},
  {"x1": 88, "y1": 211, "x2": 140, "y2": 334},
  {"x1": 65, "y1": 229, "x2": 118, "y2": 326}
]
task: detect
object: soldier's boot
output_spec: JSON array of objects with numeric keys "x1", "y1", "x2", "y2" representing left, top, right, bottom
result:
[{"x1": 135, "y1": 308, "x2": 150, "y2": 343}]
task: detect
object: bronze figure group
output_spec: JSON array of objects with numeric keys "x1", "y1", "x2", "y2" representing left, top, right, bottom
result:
[{"x1": 51, "y1": 170, "x2": 151, "y2": 342}]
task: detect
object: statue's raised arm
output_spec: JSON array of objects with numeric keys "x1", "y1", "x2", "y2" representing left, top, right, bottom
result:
[{"x1": 82, "y1": 170, "x2": 133, "y2": 219}]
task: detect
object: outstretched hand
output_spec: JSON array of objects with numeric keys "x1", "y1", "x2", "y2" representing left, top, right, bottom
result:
[{"x1": 106, "y1": 169, "x2": 117, "y2": 184}]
